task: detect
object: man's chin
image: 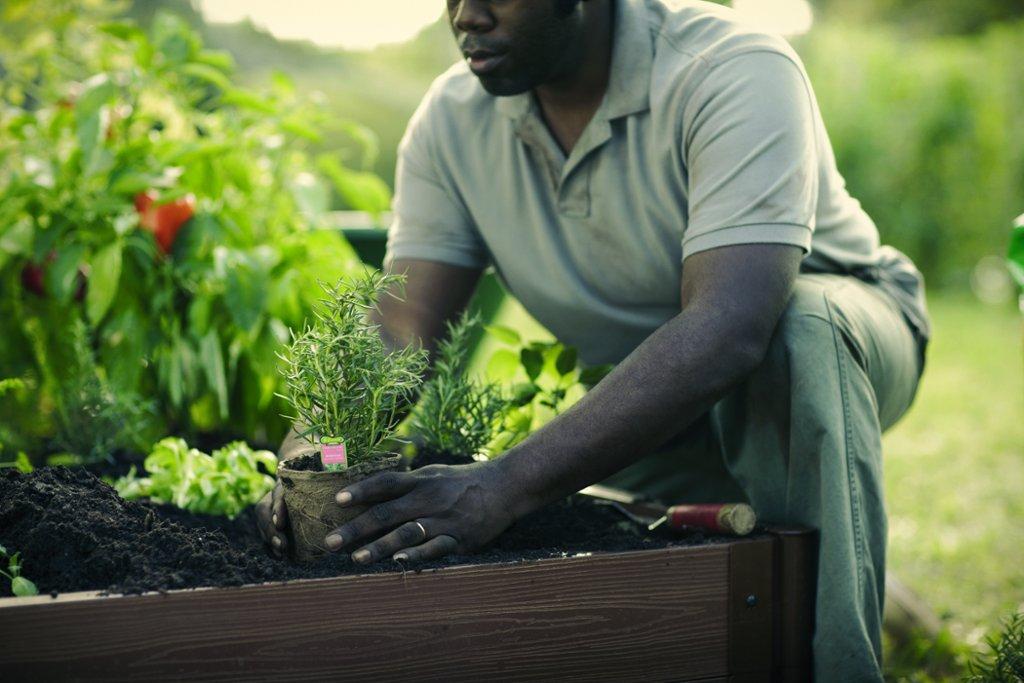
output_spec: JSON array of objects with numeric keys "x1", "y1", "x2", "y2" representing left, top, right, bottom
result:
[{"x1": 475, "y1": 74, "x2": 532, "y2": 98}]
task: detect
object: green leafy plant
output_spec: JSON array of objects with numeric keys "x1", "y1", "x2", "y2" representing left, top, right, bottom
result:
[
  {"x1": 484, "y1": 326, "x2": 612, "y2": 454},
  {"x1": 0, "y1": 545, "x2": 39, "y2": 598},
  {"x1": 0, "y1": 3, "x2": 388, "y2": 454},
  {"x1": 409, "y1": 314, "x2": 509, "y2": 459},
  {"x1": 967, "y1": 611, "x2": 1024, "y2": 682},
  {"x1": 279, "y1": 273, "x2": 428, "y2": 471},
  {"x1": 1009, "y1": 215, "x2": 1023, "y2": 312},
  {"x1": 114, "y1": 437, "x2": 277, "y2": 518},
  {"x1": 50, "y1": 320, "x2": 153, "y2": 464}
]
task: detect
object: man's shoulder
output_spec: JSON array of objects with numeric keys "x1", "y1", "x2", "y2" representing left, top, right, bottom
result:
[
  {"x1": 645, "y1": 0, "x2": 802, "y2": 75},
  {"x1": 417, "y1": 60, "x2": 495, "y2": 126}
]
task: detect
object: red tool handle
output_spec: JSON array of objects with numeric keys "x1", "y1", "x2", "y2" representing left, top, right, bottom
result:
[{"x1": 664, "y1": 503, "x2": 756, "y2": 535}]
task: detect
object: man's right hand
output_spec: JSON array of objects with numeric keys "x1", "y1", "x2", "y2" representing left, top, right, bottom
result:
[{"x1": 256, "y1": 480, "x2": 288, "y2": 558}]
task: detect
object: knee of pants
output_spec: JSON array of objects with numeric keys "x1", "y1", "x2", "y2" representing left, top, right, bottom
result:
[{"x1": 758, "y1": 275, "x2": 842, "y2": 380}]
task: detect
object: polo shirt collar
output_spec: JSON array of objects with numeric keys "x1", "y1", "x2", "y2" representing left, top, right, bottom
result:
[{"x1": 495, "y1": 0, "x2": 654, "y2": 124}]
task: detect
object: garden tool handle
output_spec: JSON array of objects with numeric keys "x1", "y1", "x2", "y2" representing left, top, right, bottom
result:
[{"x1": 647, "y1": 503, "x2": 756, "y2": 536}]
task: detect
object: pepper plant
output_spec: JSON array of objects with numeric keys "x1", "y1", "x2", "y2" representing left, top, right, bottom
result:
[
  {"x1": 485, "y1": 326, "x2": 613, "y2": 454},
  {"x1": 0, "y1": 2, "x2": 390, "y2": 456},
  {"x1": 279, "y1": 273, "x2": 428, "y2": 470}
]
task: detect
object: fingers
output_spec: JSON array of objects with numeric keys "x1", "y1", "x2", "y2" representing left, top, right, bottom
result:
[
  {"x1": 325, "y1": 498, "x2": 416, "y2": 552},
  {"x1": 350, "y1": 520, "x2": 432, "y2": 565},
  {"x1": 335, "y1": 471, "x2": 415, "y2": 507},
  {"x1": 256, "y1": 484, "x2": 288, "y2": 558},
  {"x1": 393, "y1": 535, "x2": 459, "y2": 563},
  {"x1": 272, "y1": 482, "x2": 287, "y2": 530}
]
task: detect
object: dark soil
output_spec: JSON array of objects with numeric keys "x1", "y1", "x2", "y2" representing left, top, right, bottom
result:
[{"x1": 0, "y1": 467, "x2": 728, "y2": 599}]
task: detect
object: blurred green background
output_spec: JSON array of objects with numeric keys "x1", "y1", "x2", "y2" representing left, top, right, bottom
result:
[{"x1": 2, "y1": 0, "x2": 1022, "y2": 679}]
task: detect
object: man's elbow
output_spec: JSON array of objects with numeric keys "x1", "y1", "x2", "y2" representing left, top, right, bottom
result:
[{"x1": 722, "y1": 325, "x2": 776, "y2": 378}]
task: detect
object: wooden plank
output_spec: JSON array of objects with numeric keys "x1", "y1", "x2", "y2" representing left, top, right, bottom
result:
[
  {"x1": 0, "y1": 544, "x2": 734, "y2": 683},
  {"x1": 727, "y1": 538, "x2": 775, "y2": 675}
]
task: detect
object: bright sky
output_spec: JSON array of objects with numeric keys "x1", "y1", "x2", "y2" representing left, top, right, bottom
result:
[{"x1": 197, "y1": 0, "x2": 813, "y2": 51}]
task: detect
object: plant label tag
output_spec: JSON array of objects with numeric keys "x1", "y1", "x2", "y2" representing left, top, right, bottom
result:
[{"x1": 322, "y1": 443, "x2": 347, "y2": 467}]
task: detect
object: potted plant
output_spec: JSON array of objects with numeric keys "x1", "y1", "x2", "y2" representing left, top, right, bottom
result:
[
  {"x1": 407, "y1": 314, "x2": 509, "y2": 468},
  {"x1": 276, "y1": 273, "x2": 428, "y2": 561}
]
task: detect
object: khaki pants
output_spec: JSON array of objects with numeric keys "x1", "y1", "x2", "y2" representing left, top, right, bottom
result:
[{"x1": 602, "y1": 274, "x2": 926, "y2": 682}]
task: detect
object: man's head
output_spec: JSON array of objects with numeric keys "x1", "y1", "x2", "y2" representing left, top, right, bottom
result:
[{"x1": 448, "y1": 0, "x2": 590, "y2": 96}]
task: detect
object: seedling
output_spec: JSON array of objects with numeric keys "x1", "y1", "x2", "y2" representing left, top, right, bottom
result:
[
  {"x1": 409, "y1": 313, "x2": 509, "y2": 460},
  {"x1": 278, "y1": 272, "x2": 428, "y2": 471},
  {"x1": 0, "y1": 545, "x2": 39, "y2": 598},
  {"x1": 115, "y1": 438, "x2": 277, "y2": 519}
]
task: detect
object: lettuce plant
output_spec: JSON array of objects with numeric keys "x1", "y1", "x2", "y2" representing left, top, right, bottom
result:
[
  {"x1": 115, "y1": 437, "x2": 277, "y2": 518},
  {"x1": 0, "y1": 545, "x2": 38, "y2": 598},
  {"x1": 278, "y1": 273, "x2": 428, "y2": 471}
]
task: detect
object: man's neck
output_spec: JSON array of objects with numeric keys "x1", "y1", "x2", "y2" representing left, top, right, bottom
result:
[{"x1": 535, "y1": 0, "x2": 615, "y2": 118}]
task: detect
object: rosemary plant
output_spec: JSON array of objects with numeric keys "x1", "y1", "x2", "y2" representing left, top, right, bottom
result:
[
  {"x1": 410, "y1": 314, "x2": 509, "y2": 459},
  {"x1": 279, "y1": 273, "x2": 428, "y2": 470}
]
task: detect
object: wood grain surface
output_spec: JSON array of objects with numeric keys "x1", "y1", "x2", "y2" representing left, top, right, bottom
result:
[{"x1": 0, "y1": 543, "x2": 754, "y2": 682}]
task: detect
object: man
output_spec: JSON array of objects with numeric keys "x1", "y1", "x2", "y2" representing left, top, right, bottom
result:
[{"x1": 258, "y1": 0, "x2": 930, "y2": 679}]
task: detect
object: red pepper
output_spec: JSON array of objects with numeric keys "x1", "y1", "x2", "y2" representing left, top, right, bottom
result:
[{"x1": 135, "y1": 191, "x2": 196, "y2": 254}]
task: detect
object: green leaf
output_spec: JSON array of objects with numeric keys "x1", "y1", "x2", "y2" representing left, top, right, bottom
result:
[
  {"x1": 11, "y1": 576, "x2": 38, "y2": 597},
  {"x1": 318, "y1": 156, "x2": 391, "y2": 217},
  {"x1": 222, "y1": 88, "x2": 276, "y2": 114},
  {"x1": 86, "y1": 241, "x2": 123, "y2": 324},
  {"x1": 485, "y1": 325, "x2": 521, "y2": 346},
  {"x1": 486, "y1": 349, "x2": 519, "y2": 381},
  {"x1": 0, "y1": 219, "x2": 33, "y2": 257},
  {"x1": 45, "y1": 453, "x2": 83, "y2": 467},
  {"x1": 520, "y1": 348, "x2": 544, "y2": 381},
  {"x1": 510, "y1": 382, "x2": 539, "y2": 407},
  {"x1": 200, "y1": 330, "x2": 229, "y2": 419},
  {"x1": 45, "y1": 244, "x2": 86, "y2": 304},
  {"x1": 75, "y1": 75, "x2": 117, "y2": 119},
  {"x1": 555, "y1": 346, "x2": 578, "y2": 376},
  {"x1": 579, "y1": 364, "x2": 614, "y2": 389},
  {"x1": 1008, "y1": 220, "x2": 1024, "y2": 289},
  {"x1": 181, "y1": 63, "x2": 231, "y2": 91},
  {"x1": 99, "y1": 22, "x2": 145, "y2": 42},
  {"x1": 15, "y1": 452, "x2": 33, "y2": 473}
]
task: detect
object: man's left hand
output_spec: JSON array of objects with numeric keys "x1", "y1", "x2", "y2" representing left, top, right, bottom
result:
[{"x1": 323, "y1": 461, "x2": 520, "y2": 564}]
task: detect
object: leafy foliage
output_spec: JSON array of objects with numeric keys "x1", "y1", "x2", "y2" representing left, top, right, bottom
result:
[
  {"x1": 797, "y1": 21, "x2": 1024, "y2": 286},
  {"x1": 967, "y1": 612, "x2": 1024, "y2": 682},
  {"x1": 51, "y1": 320, "x2": 153, "y2": 464},
  {"x1": 1008, "y1": 215, "x2": 1024, "y2": 291},
  {"x1": 484, "y1": 326, "x2": 612, "y2": 455},
  {"x1": 409, "y1": 314, "x2": 509, "y2": 459},
  {"x1": 0, "y1": 2, "x2": 389, "y2": 457},
  {"x1": 279, "y1": 273, "x2": 428, "y2": 470},
  {"x1": 0, "y1": 544, "x2": 39, "y2": 598},
  {"x1": 114, "y1": 437, "x2": 277, "y2": 518}
]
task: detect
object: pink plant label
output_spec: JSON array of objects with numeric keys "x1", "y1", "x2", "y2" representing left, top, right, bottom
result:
[{"x1": 322, "y1": 443, "x2": 347, "y2": 467}]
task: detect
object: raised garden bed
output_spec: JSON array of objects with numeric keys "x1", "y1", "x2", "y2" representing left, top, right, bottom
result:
[{"x1": 0, "y1": 468, "x2": 816, "y2": 681}]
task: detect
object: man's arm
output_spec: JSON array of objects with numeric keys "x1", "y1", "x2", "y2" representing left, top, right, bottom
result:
[
  {"x1": 329, "y1": 243, "x2": 803, "y2": 564},
  {"x1": 496, "y1": 243, "x2": 803, "y2": 515}
]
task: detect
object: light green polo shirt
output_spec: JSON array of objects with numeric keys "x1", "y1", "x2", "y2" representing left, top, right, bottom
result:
[{"x1": 385, "y1": 0, "x2": 929, "y2": 365}]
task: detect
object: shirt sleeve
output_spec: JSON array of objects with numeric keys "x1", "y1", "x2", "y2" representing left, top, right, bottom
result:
[
  {"x1": 385, "y1": 96, "x2": 490, "y2": 270},
  {"x1": 681, "y1": 50, "x2": 819, "y2": 260}
]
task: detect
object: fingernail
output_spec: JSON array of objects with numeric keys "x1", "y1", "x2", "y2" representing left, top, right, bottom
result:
[
  {"x1": 325, "y1": 534, "x2": 343, "y2": 551},
  {"x1": 393, "y1": 552, "x2": 409, "y2": 562},
  {"x1": 336, "y1": 491, "x2": 352, "y2": 505},
  {"x1": 352, "y1": 549, "x2": 370, "y2": 563},
  {"x1": 272, "y1": 514, "x2": 279, "y2": 526},
  {"x1": 272, "y1": 536, "x2": 282, "y2": 549}
]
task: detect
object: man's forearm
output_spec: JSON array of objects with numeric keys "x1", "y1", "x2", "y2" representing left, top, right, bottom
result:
[{"x1": 495, "y1": 304, "x2": 770, "y2": 515}]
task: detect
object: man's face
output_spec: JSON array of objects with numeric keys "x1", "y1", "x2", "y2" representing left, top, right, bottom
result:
[{"x1": 447, "y1": 0, "x2": 579, "y2": 96}]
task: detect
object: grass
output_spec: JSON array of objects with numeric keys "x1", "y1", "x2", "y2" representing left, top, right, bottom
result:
[
  {"x1": 480, "y1": 289, "x2": 1024, "y2": 679},
  {"x1": 883, "y1": 295, "x2": 1023, "y2": 654}
]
